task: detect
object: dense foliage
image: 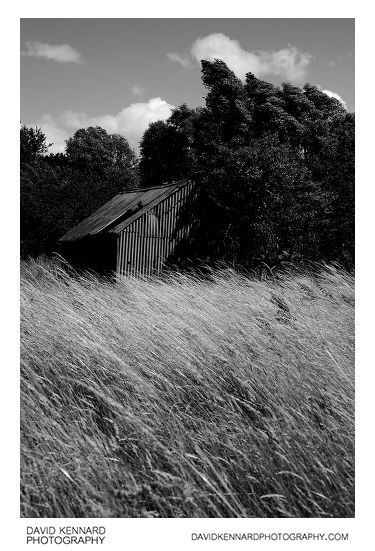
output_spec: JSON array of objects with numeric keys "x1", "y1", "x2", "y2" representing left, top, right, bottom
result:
[
  {"x1": 140, "y1": 60, "x2": 354, "y2": 268},
  {"x1": 21, "y1": 60, "x2": 354, "y2": 267},
  {"x1": 20, "y1": 125, "x2": 138, "y2": 258}
]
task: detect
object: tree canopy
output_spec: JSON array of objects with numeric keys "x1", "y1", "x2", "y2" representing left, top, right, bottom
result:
[
  {"x1": 66, "y1": 127, "x2": 136, "y2": 174},
  {"x1": 139, "y1": 59, "x2": 354, "y2": 268},
  {"x1": 20, "y1": 124, "x2": 50, "y2": 165}
]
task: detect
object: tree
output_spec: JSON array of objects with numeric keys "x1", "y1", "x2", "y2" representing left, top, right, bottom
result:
[
  {"x1": 65, "y1": 126, "x2": 139, "y2": 220},
  {"x1": 139, "y1": 105, "x2": 201, "y2": 187},
  {"x1": 21, "y1": 160, "x2": 68, "y2": 257},
  {"x1": 65, "y1": 126, "x2": 138, "y2": 189},
  {"x1": 320, "y1": 112, "x2": 355, "y2": 264},
  {"x1": 201, "y1": 59, "x2": 253, "y2": 145},
  {"x1": 195, "y1": 134, "x2": 319, "y2": 268},
  {"x1": 20, "y1": 124, "x2": 49, "y2": 165},
  {"x1": 20, "y1": 125, "x2": 140, "y2": 258},
  {"x1": 138, "y1": 59, "x2": 354, "y2": 268}
]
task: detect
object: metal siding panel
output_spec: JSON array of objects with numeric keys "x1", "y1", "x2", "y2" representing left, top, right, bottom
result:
[
  {"x1": 178, "y1": 186, "x2": 185, "y2": 242},
  {"x1": 128, "y1": 230, "x2": 133, "y2": 277},
  {"x1": 159, "y1": 201, "x2": 164, "y2": 273},
  {"x1": 170, "y1": 192, "x2": 176, "y2": 256},
  {"x1": 118, "y1": 232, "x2": 122, "y2": 276},
  {"x1": 167, "y1": 194, "x2": 173, "y2": 258},
  {"x1": 144, "y1": 216, "x2": 150, "y2": 277},
  {"x1": 135, "y1": 219, "x2": 140, "y2": 277},
  {"x1": 123, "y1": 232, "x2": 127, "y2": 276},
  {"x1": 171, "y1": 191, "x2": 178, "y2": 255},
  {"x1": 169, "y1": 193, "x2": 175, "y2": 256},
  {"x1": 150, "y1": 211, "x2": 154, "y2": 275},
  {"x1": 121, "y1": 231, "x2": 125, "y2": 276},
  {"x1": 162, "y1": 198, "x2": 168, "y2": 264},
  {"x1": 124, "y1": 231, "x2": 130, "y2": 276},
  {"x1": 182, "y1": 186, "x2": 188, "y2": 251},
  {"x1": 159, "y1": 198, "x2": 166, "y2": 264},
  {"x1": 145, "y1": 215, "x2": 149, "y2": 275},
  {"x1": 158, "y1": 201, "x2": 165, "y2": 272},
  {"x1": 122, "y1": 231, "x2": 126, "y2": 276},
  {"x1": 139, "y1": 218, "x2": 145, "y2": 277},
  {"x1": 131, "y1": 223, "x2": 137, "y2": 277},
  {"x1": 131, "y1": 220, "x2": 139, "y2": 276},
  {"x1": 126, "y1": 229, "x2": 131, "y2": 277},
  {"x1": 146, "y1": 216, "x2": 151, "y2": 277},
  {"x1": 155, "y1": 208, "x2": 160, "y2": 274},
  {"x1": 125, "y1": 232, "x2": 129, "y2": 276},
  {"x1": 136, "y1": 218, "x2": 140, "y2": 276},
  {"x1": 153, "y1": 205, "x2": 159, "y2": 275},
  {"x1": 121, "y1": 232, "x2": 125, "y2": 276},
  {"x1": 142, "y1": 216, "x2": 147, "y2": 277},
  {"x1": 153, "y1": 209, "x2": 159, "y2": 274},
  {"x1": 125, "y1": 232, "x2": 128, "y2": 276},
  {"x1": 120, "y1": 231, "x2": 125, "y2": 277},
  {"x1": 138, "y1": 219, "x2": 143, "y2": 276},
  {"x1": 140, "y1": 217, "x2": 145, "y2": 277},
  {"x1": 149, "y1": 212, "x2": 155, "y2": 275},
  {"x1": 148, "y1": 234, "x2": 152, "y2": 277},
  {"x1": 116, "y1": 234, "x2": 121, "y2": 276},
  {"x1": 164, "y1": 196, "x2": 170, "y2": 260},
  {"x1": 178, "y1": 187, "x2": 184, "y2": 240}
]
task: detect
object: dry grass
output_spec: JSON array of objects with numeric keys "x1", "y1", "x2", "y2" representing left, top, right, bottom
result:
[{"x1": 20, "y1": 260, "x2": 354, "y2": 518}]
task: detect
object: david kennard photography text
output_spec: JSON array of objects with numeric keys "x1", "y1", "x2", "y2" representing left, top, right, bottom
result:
[{"x1": 26, "y1": 526, "x2": 105, "y2": 545}]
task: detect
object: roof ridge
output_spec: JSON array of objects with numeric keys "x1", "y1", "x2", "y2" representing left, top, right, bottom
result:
[{"x1": 120, "y1": 179, "x2": 189, "y2": 194}]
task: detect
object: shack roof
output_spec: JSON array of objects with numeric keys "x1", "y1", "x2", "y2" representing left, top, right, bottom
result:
[{"x1": 59, "y1": 180, "x2": 191, "y2": 242}]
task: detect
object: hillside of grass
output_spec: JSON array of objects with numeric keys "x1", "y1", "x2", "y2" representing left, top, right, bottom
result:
[{"x1": 20, "y1": 261, "x2": 354, "y2": 518}]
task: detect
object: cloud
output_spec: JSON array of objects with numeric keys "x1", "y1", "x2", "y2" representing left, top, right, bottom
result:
[
  {"x1": 322, "y1": 89, "x2": 347, "y2": 108},
  {"x1": 169, "y1": 33, "x2": 312, "y2": 83},
  {"x1": 259, "y1": 46, "x2": 311, "y2": 82},
  {"x1": 131, "y1": 85, "x2": 146, "y2": 97},
  {"x1": 167, "y1": 52, "x2": 193, "y2": 69},
  {"x1": 21, "y1": 41, "x2": 82, "y2": 63},
  {"x1": 35, "y1": 114, "x2": 69, "y2": 153},
  {"x1": 31, "y1": 97, "x2": 174, "y2": 154}
]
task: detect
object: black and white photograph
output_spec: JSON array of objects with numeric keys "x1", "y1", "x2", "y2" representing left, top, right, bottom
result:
[{"x1": 11, "y1": 6, "x2": 362, "y2": 547}]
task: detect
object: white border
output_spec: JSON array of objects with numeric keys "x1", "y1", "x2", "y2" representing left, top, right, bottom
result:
[{"x1": 3, "y1": 2, "x2": 372, "y2": 549}]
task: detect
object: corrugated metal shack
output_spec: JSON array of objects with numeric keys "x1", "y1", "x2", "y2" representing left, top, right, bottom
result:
[{"x1": 59, "y1": 180, "x2": 199, "y2": 278}]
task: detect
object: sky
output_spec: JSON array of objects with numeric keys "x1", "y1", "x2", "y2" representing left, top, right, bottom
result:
[{"x1": 20, "y1": 18, "x2": 355, "y2": 154}]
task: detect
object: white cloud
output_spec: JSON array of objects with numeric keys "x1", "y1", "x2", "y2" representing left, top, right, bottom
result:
[
  {"x1": 259, "y1": 46, "x2": 311, "y2": 82},
  {"x1": 34, "y1": 114, "x2": 69, "y2": 153},
  {"x1": 21, "y1": 41, "x2": 82, "y2": 63},
  {"x1": 31, "y1": 98, "x2": 175, "y2": 154},
  {"x1": 190, "y1": 34, "x2": 262, "y2": 79},
  {"x1": 322, "y1": 89, "x2": 347, "y2": 108},
  {"x1": 131, "y1": 85, "x2": 146, "y2": 97},
  {"x1": 167, "y1": 52, "x2": 193, "y2": 69},
  {"x1": 169, "y1": 33, "x2": 312, "y2": 83}
]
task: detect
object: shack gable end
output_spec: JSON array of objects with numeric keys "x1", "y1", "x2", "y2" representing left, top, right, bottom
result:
[{"x1": 116, "y1": 180, "x2": 198, "y2": 277}]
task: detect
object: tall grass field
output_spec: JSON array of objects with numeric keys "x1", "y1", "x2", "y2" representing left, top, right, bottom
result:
[{"x1": 20, "y1": 261, "x2": 354, "y2": 518}]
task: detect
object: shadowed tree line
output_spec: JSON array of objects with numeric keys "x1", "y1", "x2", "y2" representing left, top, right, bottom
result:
[
  {"x1": 20, "y1": 126, "x2": 139, "y2": 258},
  {"x1": 21, "y1": 60, "x2": 354, "y2": 268}
]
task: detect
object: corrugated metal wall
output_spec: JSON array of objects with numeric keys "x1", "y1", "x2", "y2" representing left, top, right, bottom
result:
[{"x1": 116, "y1": 181, "x2": 197, "y2": 278}]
